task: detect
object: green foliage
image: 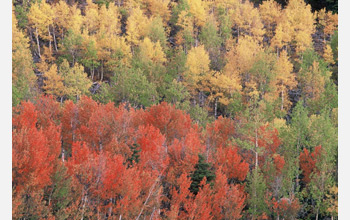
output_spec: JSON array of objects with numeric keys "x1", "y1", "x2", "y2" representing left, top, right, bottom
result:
[
  {"x1": 126, "y1": 144, "x2": 141, "y2": 168},
  {"x1": 330, "y1": 29, "x2": 338, "y2": 83},
  {"x1": 190, "y1": 154, "x2": 216, "y2": 194},
  {"x1": 103, "y1": 66, "x2": 159, "y2": 108},
  {"x1": 146, "y1": 16, "x2": 168, "y2": 48},
  {"x1": 59, "y1": 29, "x2": 83, "y2": 65},
  {"x1": 14, "y1": 4, "x2": 29, "y2": 30},
  {"x1": 50, "y1": 164, "x2": 72, "y2": 219},
  {"x1": 246, "y1": 168, "x2": 269, "y2": 219}
]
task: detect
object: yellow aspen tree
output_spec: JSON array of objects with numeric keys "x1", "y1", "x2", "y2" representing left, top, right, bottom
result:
[
  {"x1": 224, "y1": 36, "x2": 262, "y2": 86},
  {"x1": 299, "y1": 61, "x2": 327, "y2": 103},
  {"x1": 144, "y1": 0, "x2": 171, "y2": 23},
  {"x1": 323, "y1": 44, "x2": 335, "y2": 65},
  {"x1": 96, "y1": 31, "x2": 113, "y2": 81},
  {"x1": 184, "y1": 45, "x2": 211, "y2": 95},
  {"x1": 139, "y1": 37, "x2": 166, "y2": 64},
  {"x1": 28, "y1": 1, "x2": 54, "y2": 57},
  {"x1": 229, "y1": 1, "x2": 265, "y2": 42},
  {"x1": 273, "y1": 50, "x2": 297, "y2": 111},
  {"x1": 176, "y1": 0, "x2": 208, "y2": 48},
  {"x1": 108, "y1": 36, "x2": 132, "y2": 67},
  {"x1": 124, "y1": 0, "x2": 143, "y2": 10},
  {"x1": 96, "y1": 31, "x2": 132, "y2": 80},
  {"x1": 325, "y1": 185, "x2": 338, "y2": 220},
  {"x1": 52, "y1": 0, "x2": 70, "y2": 51},
  {"x1": 259, "y1": 0, "x2": 282, "y2": 43},
  {"x1": 84, "y1": 0, "x2": 99, "y2": 34},
  {"x1": 98, "y1": 3, "x2": 121, "y2": 36},
  {"x1": 207, "y1": 71, "x2": 241, "y2": 118},
  {"x1": 68, "y1": 4, "x2": 84, "y2": 35},
  {"x1": 36, "y1": 46, "x2": 56, "y2": 74},
  {"x1": 270, "y1": 20, "x2": 292, "y2": 55},
  {"x1": 318, "y1": 8, "x2": 338, "y2": 43},
  {"x1": 43, "y1": 64, "x2": 65, "y2": 98},
  {"x1": 176, "y1": 10, "x2": 195, "y2": 49},
  {"x1": 188, "y1": 0, "x2": 207, "y2": 28},
  {"x1": 324, "y1": 12, "x2": 338, "y2": 39},
  {"x1": 12, "y1": 9, "x2": 37, "y2": 106},
  {"x1": 275, "y1": 0, "x2": 315, "y2": 55},
  {"x1": 126, "y1": 6, "x2": 150, "y2": 47},
  {"x1": 61, "y1": 61, "x2": 92, "y2": 101}
]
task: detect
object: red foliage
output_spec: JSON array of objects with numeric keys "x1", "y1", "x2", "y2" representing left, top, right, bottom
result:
[
  {"x1": 61, "y1": 100, "x2": 79, "y2": 148},
  {"x1": 142, "y1": 102, "x2": 192, "y2": 144},
  {"x1": 215, "y1": 147, "x2": 249, "y2": 182},
  {"x1": 206, "y1": 116, "x2": 236, "y2": 149},
  {"x1": 13, "y1": 99, "x2": 253, "y2": 219},
  {"x1": 211, "y1": 168, "x2": 246, "y2": 220},
  {"x1": 13, "y1": 102, "x2": 60, "y2": 192},
  {"x1": 167, "y1": 172, "x2": 193, "y2": 219},
  {"x1": 257, "y1": 123, "x2": 281, "y2": 155},
  {"x1": 166, "y1": 127, "x2": 206, "y2": 184},
  {"x1": 34, "y1": 95, "x2": 61, "y2": 128},
  {"x1": 136, "y1": 125, "x2": 168, "y2": 172},
  {"x1": 270, "y1": 196, "x2": 301, "y2": 219},
  {"x1": 273, "y1": 154, "x2": 285, "y2": 175},
  {"x1": 299, "y1": 145, "x2": 322, "y2": 183}
]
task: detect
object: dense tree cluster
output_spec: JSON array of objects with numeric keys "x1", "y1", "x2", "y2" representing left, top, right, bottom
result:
[
  {"x1": 12, "y1": 0, "x2": 337, "y2": 219},
  {"x1": 12, "y1": 96, "x2": 337, "y2": 219}
]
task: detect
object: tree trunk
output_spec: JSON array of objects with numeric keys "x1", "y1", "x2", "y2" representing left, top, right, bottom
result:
[
  {"x1": 214, "y1": 97, "x2": 218, "y2": 119},
  {"x1": 281, "y1": 86, "x2": 284, "y2": 111},
  {"x1": 255, "y1": 128, "x2": 259, "y2": 170},
  {"x1": 53, "y1": 26, "x2": 58, "y2": 52},
  {"x1": 101, "y1": 61, "x2": 104, "y2": 82},
  {"x1": 35, "y1": 28, "x2": 41, "y2": 57},
  {"x1": 91, "y1": 63, "x2": 95, "y2": 80},
  {"x1": 48, "y1": 26, "x2": 52, "y2": 52},
  {"x1": 61, "y1": 148, "x2": 65, "y2": 162}
]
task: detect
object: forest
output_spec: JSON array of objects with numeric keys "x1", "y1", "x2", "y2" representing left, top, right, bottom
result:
[{"x1": 12, "y1": 0, "x2": 338, "y2": 219}]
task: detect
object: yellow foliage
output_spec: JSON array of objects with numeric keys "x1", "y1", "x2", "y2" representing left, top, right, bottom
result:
[
  {"x1": 299, "y1": 61, "x2": 326, "y2": 102},
  {"x1": 185, "y1": 45, "x2": 211, "y2": 93},
  {"x1": 36, "y1": 46, "x2": 56, "y2": 73},
  {"x1": 43, "y1": 64, "x2": 65, "y2": 97},
  {"x1": 208, "y1": 71, "x2": 240, "y2": 105},
  {"x1": 144, "y1": 0, "x2": 171, "y2": 22},
  {"x1": 28, "y1": 1, "x2": 54, "y2": 41},
  {"x1": 53, "y1": 1, "x2": 70, "y2": 34},
  {"x1": 259, "y1": 0, "x2": 282, "y2": 40},
  {"x1": 126, "y1": 7, "x2": 150, "y2": 46},
  {"x1": 272, "y1": 118, "x2": 287, "y2": 130},
  {"x1": 63, "y1": 62, "x2": 92, "y2": 99},
  {"x1": 230, "y1": 1, "x2": 265, "y2": 42},
  {"x1": 139, "y1": 37, "x2": 166, "y2": 64},
  {"x1": 69, "y1": 4, "x2": 83, "y2": 34},
  {"x1": 53, "y1": 1, "x2": 83, "y2": 36},
  {"x1": 98, "y1": 4, "x2": 121, "y2": 35},
  {"x1": 12, "y1": 10, "x2": 36, "y2": 86},
  {"x1": 188, "y1": 0, "x2": 208, "y2": 27},
  {"x1": 224, "y1": 36, "x2": 262, "y2": 79},
  {"x1": 323, "y1": 44, "x2": 335, "y2": 65},
  {"x1": 84, "y1": 0, "x2": 99, "y2": 34},
  {"x1": 273, "y1": 50, "x2": 296, "y2": 110},
  {"x1": 274, "y1": 0, "x2": 315, "y2": 54},
  {"x1": 318, "y1": 8, "x2": 338, "y2": 37}
]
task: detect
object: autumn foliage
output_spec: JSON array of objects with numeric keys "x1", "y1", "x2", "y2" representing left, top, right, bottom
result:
[
  {"x1": 12, "y1": 0, "x2": 337, "y2": 218},
  {"x1": 12, "y1": 97, "x2": 251, "y2": 219}
]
